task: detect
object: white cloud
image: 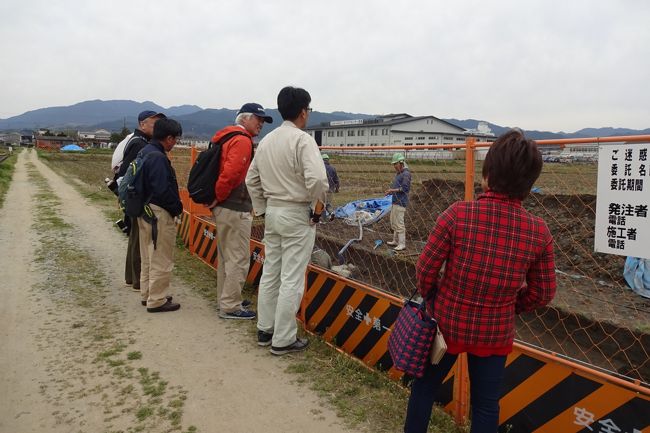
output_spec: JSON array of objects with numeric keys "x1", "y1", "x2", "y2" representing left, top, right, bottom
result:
[{"x1": 1, "y1": 0, "x2": 648, "y2": 131}]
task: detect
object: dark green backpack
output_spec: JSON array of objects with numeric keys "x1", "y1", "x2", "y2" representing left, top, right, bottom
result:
[{"x1": 118, "y1": 152, "x2": 155, "y2": 218}]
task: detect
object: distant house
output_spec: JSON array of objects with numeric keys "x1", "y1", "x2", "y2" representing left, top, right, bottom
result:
[
  {"x1": 20, "y1": 134, "x2": 33, "y2": 145},
  {"x1": 78, "y1": 129, "x2": 111, "y2": 148},
  {"x1": 178, "y1": 138, "x2": 210, "y2": 149},
  {"x1": 0, "y1": 132, "x2": 21, "y2": 145},
  {"x1": 78, "y1": 129, "x2": 111, "y2": 140},
  {"x1": 35, "y1": 135, "x2": 78, "y2": 150}
]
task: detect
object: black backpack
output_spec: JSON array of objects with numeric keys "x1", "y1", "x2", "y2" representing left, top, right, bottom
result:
[{"x1": 187, "y1": 131, "x2": 247, "y2": 205}]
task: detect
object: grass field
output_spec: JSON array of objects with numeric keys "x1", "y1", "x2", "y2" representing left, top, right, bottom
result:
[
  {"x1": 165, "y1": 147, "x2": 598, "y2": 207},
  {"x1": 0, "y1": 148, "x2": 19, "y2": 206}
]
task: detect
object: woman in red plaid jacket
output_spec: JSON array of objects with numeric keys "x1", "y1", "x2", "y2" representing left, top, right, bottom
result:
[{"x1": 403, "y1": 129, "x2": 557, "y2": 433}]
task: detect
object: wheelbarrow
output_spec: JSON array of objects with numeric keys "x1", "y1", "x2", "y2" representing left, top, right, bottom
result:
[{"x1": 336, "y1": 219, "x2": 363, "y2": 265}]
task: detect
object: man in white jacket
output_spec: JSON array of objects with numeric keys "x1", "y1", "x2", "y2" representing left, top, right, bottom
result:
[{"x1": 246, "y1": 86, "x2": 328, "y2": 355}]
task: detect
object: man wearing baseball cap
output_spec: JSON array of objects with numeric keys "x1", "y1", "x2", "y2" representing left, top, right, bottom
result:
[
  {"x1": 118, "y1": 110, "x2": 166, "y2": 297},
  {"x1": 210, "y1": 103, "x2": 272, "y2": 320}
]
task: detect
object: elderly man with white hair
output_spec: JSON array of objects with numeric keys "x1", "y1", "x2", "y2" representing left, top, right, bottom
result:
[{"x1": 209, "y1": 103, "x2": 273, "y2": 319}]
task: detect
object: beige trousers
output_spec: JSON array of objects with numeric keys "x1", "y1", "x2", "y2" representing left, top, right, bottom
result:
[
  {"x1": 257, "y1": 205, "x2": 315, "y2": 347},
  {"x1": 138, "y1": 204, "x2": 176, "y2": 308},
  {"x1": 390, "y1": 204, "x2": 406, "y2": 235},
  {"x1": 212, "y1": 206, "x2": 253, "y2": 313}
]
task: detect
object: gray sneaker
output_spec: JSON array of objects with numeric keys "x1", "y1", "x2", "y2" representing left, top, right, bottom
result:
[
  {"x1": 219, "y1": 309, "x2": 256, "y2": 320},
  {"x1": 270, "y1": 338, "x2": 309, "y2": 355},
  {"x1": 217, "y1": 299, "x2": 252, "y2": 312}
]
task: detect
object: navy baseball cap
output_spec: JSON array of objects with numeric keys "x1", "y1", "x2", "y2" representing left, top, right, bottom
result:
[
  {"x1": 238, "y1": 103, "x2": 273, "y2": 123},
  {"x1": 138, "y1": 110, "x2": 166, "y2": 122}
]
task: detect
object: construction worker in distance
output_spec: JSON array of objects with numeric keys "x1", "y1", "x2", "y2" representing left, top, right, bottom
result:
[
  {"x1": 322, "y1": 153, "x2": 339, "y2": 218},
  {"x1": 385, "y1": 152, "x2": 411, "y2": 251}
]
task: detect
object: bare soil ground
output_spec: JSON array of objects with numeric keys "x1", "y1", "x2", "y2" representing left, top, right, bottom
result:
[{"x1": 0, "y1": 149, "x2": 357, "y2": 433}]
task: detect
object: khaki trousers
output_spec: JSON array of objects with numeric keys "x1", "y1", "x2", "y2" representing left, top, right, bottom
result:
[
  {"x1": 390, "y1": 204, "x2": 406, "y2": 235},
  {"x1": 257, "y1": 205, "x2": 315, "y2": 347},
  {"x1": 212, "y1": 206, "x2": 253, "y2": 313},
  {"x1": 138, "y1": 204, "x2": 176, "y2": 308}
]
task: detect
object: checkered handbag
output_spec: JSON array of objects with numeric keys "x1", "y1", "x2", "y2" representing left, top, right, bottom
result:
[{"x1": 388, "y1": 298, "x2": 438, "y2": 378}]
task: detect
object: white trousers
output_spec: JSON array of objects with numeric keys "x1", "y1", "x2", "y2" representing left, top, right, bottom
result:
[
  {"x1": 257, "y1": 205, "x2": 315, "y2": 347},
  {"x1": 390, "y1": 204, "x2": 406, "y2": 235}
]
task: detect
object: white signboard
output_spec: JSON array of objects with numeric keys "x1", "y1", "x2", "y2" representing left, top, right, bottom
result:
[
  {"x1": 330, "y1": 119, "x2": 363, "y2": 126},
  {"x1": 595, "y1": 143, "x2": 650, "y2": 258}
]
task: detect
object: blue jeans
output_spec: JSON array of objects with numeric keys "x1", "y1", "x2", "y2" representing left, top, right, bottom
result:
[{"x1": 404, "y1": 353, "x2": 506, "y2": 433}]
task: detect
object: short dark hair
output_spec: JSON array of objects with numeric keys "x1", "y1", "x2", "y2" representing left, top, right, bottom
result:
[
  {"x1": 277, "y1": 86, "x2": 311, "y2": 120},
  {"x1": 153, "y1": 118, "x2": 183, "y2": 141},
  {"x1": 482, "y1": 129, "x2": 542, "y2": 200}
]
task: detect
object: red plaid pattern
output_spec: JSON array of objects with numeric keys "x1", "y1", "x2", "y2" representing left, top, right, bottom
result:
[{"x1": 417, "y1": 191, "x2": 556, "y2": 356}]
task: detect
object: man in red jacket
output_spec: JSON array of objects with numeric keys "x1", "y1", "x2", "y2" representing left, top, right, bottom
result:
[{"x1": 211, "y1": 103, "x2": 272, "y2": 319}]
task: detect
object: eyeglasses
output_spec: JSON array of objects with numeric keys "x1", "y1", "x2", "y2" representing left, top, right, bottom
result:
[{"x1": 305, "y1": 107, "x2": 313, "y2": 113}]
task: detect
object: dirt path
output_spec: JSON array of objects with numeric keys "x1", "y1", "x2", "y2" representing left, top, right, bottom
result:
[{"x1": 0, "y1": 149, "x2": 354, "y2": 433}]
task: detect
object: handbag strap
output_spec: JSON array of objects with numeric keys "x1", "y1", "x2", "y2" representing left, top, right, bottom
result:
[
  {"x1": 406, "y1": 288, "x2": 420, "y2": 303},
  {"x1": 406, "y1": 284, "x2": 438, "y2": 315},
  {"x1": 406, "y1": 283, "x2": 438, "y2": 302}
]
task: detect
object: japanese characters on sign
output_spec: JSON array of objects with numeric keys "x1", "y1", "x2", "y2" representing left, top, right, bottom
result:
[
  {"x1": 574, "y1": 406, "x2": 641, "y2": 433},
  {"x1": 251, "y1": 250, "x2": 265, "y2": 265},
  {"x1": 345, "y1": 304, "x2": 390, "y2": 332},
  {"x1": 595, "y1": 143, "x2": 650, "y2": 259}
]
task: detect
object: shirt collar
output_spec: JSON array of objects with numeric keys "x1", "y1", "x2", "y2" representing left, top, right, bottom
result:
[
  {"x1": 148, "y1": 139, "x2": 166, "y2": 153},
  {"x1": 477, "y1": 190, "x2": 522, "y2": 207},
  {"x1": 134, "y1": 128, "x2": 149, "y2": 139},
  {"x1": 282, "y1": 120, "x2": 299, "y2": 129}
]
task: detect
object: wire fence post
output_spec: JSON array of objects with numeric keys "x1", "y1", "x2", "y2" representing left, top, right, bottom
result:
[
  {"x1": 452, "y1": 137, "x2": 477, "y2": 424},
  {"x1": 465, "y1": 137, "x2": 476, "y2": 201}
]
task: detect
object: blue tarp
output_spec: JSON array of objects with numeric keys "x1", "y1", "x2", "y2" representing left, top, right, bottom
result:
[
  {"x1": 333, "y1": 196, "x2": 393, "y2": 226},
  {"x1": 61, "y1": 144, "x2": 85, "y2": 152},
  {"x1": 623, "y1": 257, "x2": 650, "y2": 299}
]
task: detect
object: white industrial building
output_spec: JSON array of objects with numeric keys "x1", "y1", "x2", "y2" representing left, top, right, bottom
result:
[
  {"x1": 305, "y1": 114, "x2": 495, "y2": 148},
  {"x1": 78, "y1": 129, "x2": 111, "y2": 141}
]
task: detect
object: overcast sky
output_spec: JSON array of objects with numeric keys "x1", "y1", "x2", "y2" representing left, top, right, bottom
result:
[{"x1": 1, "y1": 0, "x2": 648, "y2": 132}]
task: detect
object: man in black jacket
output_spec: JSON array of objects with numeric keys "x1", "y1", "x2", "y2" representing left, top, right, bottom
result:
[
  {"x1": 138, "y1": 118, "x2": 183, "y2": 313},
  {"x1": 119, "y1": 110, "x2": 165, "y2": 292}
]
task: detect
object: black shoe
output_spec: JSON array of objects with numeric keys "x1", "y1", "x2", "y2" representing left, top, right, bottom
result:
[
  {"x1": 270, "y1": 338, "x2": 309, "y2": 355},
  {"x1": 146, "y1": 299, "x2": 180, "y2": 313},
  {"x1": 257, "y1": 330, "x2": 273, "y2": 347},
  {"x1": 142, "y1": 295, "x2": 172, "y2": 306}
]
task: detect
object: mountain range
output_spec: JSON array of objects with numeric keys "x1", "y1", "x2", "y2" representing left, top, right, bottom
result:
[{"x1": 1, "y1": 99, "x2": 648, "y2": 141}]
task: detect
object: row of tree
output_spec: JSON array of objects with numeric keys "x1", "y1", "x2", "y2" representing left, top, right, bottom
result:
[
  {"x1": 39, "y1": 127, "x2": 132, "y2": 143},
  {"x1": 109, "y1": 127, "x2": 131, "y2": 143}
]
